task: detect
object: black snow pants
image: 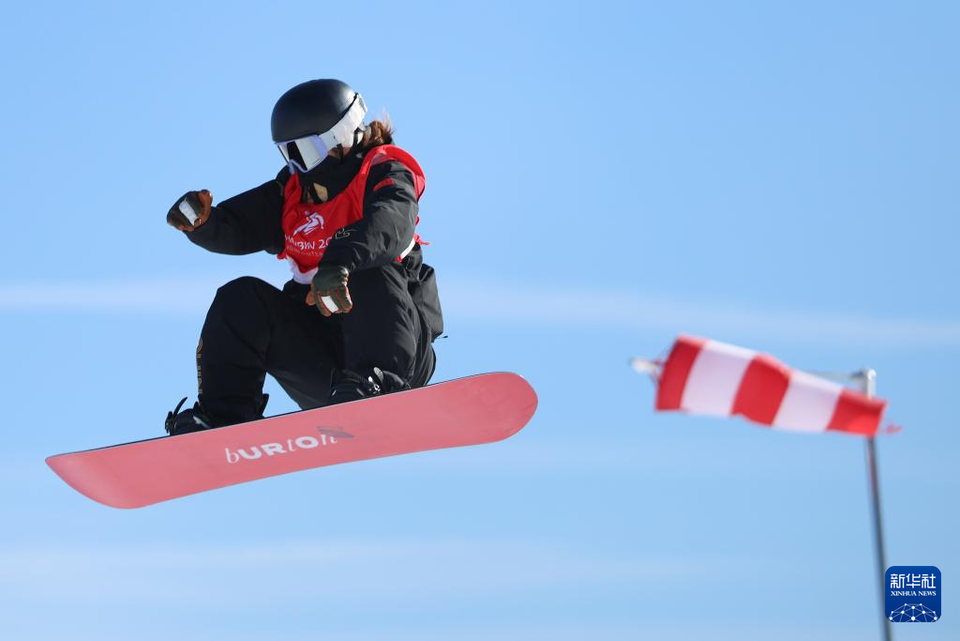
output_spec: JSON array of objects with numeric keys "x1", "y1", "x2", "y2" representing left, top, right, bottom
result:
[{"x1": 195, "y1": 263, "x2": 436, "y2": 425}]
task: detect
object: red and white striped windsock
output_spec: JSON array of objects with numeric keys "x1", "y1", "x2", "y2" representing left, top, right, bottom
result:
[{"x1": 655, "y1": 335, "x2": 887, "y2": 436}]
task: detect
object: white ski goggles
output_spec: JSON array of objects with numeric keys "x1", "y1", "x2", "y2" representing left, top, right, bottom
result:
[
  {"x1": 275, "y1": 93, "x2": 368, "y2": 173},
  {"x1": 277, "y1": 135, "x2": 330, "y2": 173}
]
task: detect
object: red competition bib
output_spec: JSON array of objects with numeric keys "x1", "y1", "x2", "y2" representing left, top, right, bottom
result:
[{"x1": 278, "y1": 145, "x2": 426, "y2": 283}]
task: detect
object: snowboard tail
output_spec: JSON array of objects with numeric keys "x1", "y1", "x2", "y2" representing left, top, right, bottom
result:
[{"x1": 47, "y1": 372, "x2": 537, "y2": 508}]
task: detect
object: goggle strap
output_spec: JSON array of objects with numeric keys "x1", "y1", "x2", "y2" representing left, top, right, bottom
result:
[{"x1": 318, "y1": 93, "x2": 367, "y2": 150}]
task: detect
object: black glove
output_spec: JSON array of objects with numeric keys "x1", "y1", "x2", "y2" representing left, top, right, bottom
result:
[
  {"x1": 167, "y1": 190, "x2": 212, "y2": 231},
  {"x1": 309, "y1": 265, "x2": 353, "y2": 316}
]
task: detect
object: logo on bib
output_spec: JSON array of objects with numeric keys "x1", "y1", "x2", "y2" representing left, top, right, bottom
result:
[{"x1": 293, "y1": 212, "x2": 326, "y2": 236}]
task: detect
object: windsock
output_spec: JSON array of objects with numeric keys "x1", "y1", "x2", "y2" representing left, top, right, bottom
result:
[{"x1": 654, "y1": 335, "x2": 886, "y2": 436}]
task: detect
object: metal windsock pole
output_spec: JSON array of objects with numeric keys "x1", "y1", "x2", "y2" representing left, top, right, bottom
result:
[
  {"x1": 819, "y1": 368, "x2": 891, "y2": 641},
  {"x1": 860, "y1": 369, "x2": 893, "y2": 641}
]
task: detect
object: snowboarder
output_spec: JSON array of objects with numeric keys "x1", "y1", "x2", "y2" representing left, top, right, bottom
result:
[{"x1": 164, "y1": 79, "x2": 443, "y2": 436}]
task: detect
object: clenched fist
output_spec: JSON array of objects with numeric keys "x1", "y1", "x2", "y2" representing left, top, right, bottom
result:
[
  {"x1": 167, "y1": 190, "x2": 213, "y2": 231},
  {"x1": 307, "y1": 265, "x2": 353, "y2": 316}
]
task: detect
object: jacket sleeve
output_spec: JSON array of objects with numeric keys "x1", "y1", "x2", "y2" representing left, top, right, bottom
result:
[
  {"x1": 184, "y1": 170, "x2": 287, "y2": 255},
  {"x1": 320, "y1": 160, "x2": 419, "y2": 272}
]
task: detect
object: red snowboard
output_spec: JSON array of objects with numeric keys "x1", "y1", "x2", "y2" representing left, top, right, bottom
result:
[{"x1": 47, "y1": 373, "x2": 537, "y2": 509}]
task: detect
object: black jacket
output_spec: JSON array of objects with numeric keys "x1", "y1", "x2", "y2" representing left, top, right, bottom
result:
[{"x1": 185, "y1": 147, "x2": 443, "y2": 340}]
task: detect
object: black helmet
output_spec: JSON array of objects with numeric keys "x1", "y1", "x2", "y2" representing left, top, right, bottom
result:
[{"x1": 271, "y1": 79, "x2": 367, "y2": 144}]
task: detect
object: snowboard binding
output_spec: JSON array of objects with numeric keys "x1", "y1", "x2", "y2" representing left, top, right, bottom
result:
[
  {"x1": 164, "y1": 397, "x2": 215, "y2": 436},
  {"x1": 328, "y1": 367, "x2": 410, "y2": 405},
  {"x1": 165, "y1": 394, "x2": 271, "y2": 436}
]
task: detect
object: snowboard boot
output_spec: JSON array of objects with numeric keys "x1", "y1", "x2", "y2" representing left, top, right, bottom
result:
[
  {"x1": 164, "y1": 395, "x2": 270, "y2": 436},
  {"x1": 328, "y1": 368, "x2": 410, "y2": 405}
]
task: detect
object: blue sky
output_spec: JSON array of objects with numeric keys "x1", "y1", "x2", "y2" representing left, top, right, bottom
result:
[{"x1": 0, "y1": 1, "x2": 957, "y2": 639}]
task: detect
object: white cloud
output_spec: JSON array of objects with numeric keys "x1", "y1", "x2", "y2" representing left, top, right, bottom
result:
[
  {"x1": 1, "y1": 275, "x2": 957, "y2": 347},
  {"x1": 0, "y1": 537, "x2": 735, "y2": 605},
  {"x1": 441, "y1": 277, "x2": 960, "y2": 347},
  {"x1": 0, "y1": 536, "x2": 869, "y2": 641},
  {"x1": 16, "y1": 623, "x2": 870, "y2": 641},
  {"x1": 0, "y1": 277, "x2": 235, "y2": 314}
]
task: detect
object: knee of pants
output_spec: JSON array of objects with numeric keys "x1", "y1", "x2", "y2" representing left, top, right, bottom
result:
[{"x1": 211, "y1": 276, "x2": 270, "y2": 311}]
